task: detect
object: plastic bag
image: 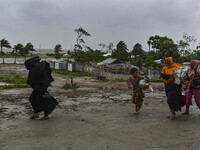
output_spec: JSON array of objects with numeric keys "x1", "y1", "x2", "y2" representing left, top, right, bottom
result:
[{"x1": 174, "y1": 67, "x2": 188, "y2": 84}]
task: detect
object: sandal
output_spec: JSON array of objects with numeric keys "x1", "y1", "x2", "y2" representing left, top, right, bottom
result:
[
  {"x1": 29, "y1": 114, "x2": 39, "y2": 119},
  {"x1": 182, "y1": 112, "x2": 189, "y2": 115},
  {"x1": 39, "y1": 116, "x2": 49, "y2": 120},
  {"x1": 169, "y1": 114, "x2": 175, "y2": 120}
]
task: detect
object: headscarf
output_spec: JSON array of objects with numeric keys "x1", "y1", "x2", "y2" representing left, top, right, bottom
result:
[
  {"x1": 24, "y1": 56, "x2": 40, "y2": 70},
  {"x1": 165, "y1": 57, "x2": 173, "y2": 67},
  {"x1": 130, "y1": 67, "x2": 138, "y2": 75},
  {"x1": 161, "y1": 57, "x2": 182, "y2": 83},
  {"x1": 188, "y1": 60, "x2": 200, "y2": 79}
]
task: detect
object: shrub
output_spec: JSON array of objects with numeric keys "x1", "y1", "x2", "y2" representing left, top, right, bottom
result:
[{"x1": 63, "y1": 82, "x2": 79, "y2": 90}]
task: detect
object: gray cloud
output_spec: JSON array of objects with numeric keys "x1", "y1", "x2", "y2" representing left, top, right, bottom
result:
[{"x1": 0, "y1": 0, "x2": 200, "y2": 51}]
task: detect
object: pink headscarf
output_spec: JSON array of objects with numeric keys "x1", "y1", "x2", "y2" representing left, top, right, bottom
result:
[{"x1": 188, "y1": 60, "x2": 200, "y2": 78}]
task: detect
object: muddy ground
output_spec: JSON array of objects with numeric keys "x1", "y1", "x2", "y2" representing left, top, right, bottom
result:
[{"x1": 1, "y1": 65, "x2": 200, "y2": 150}]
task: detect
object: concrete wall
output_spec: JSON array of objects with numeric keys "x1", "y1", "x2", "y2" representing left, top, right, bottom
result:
[
  {"x1": 85, "y1": 66, "x2": 130, "y2": 80},
  {"x1": 68, "y1": 62, "x2": 84, "y2": 72},
  {"x1": 55, "y1": 62, "x2": 68, "y2": 70}
]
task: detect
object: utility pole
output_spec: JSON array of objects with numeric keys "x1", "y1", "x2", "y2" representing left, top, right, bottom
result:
[{"x1": 39, "y1": 44, "x2": 41, "y2": 56}]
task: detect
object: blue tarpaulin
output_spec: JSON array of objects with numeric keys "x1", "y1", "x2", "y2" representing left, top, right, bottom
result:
[{"x1": 106, "y1": 63, "x2": 125, "y2": 67}]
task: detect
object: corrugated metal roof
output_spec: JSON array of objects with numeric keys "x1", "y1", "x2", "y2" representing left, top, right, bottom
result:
[{"x1": 97, "y1": 58, "x2": 121, "y2": 65}]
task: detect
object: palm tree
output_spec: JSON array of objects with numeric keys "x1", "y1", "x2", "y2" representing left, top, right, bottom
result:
[
  {"x1": 54, "y1": 44, "x2": 62, "y2": 59},
  {"x1": 132, "y1": 43, "x2": 144, "y2": 59},
  {"x1": 13, "y1": 44, "x2": 24, "y2": 64},
  {"x1": 0, "y1": 39, "x2": 12, "y2": 64},
  {"x1": 24, "y1": 43, "x2": 35, "y2": 61},
  {"x1": 147, "y1": 40, "x2": 151, "y2": 52},
  {"x1": 112, "y1": 41, "x2": 128, "y2": 62}
]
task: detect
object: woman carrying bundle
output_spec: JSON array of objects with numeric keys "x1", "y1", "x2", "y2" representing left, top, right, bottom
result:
[{"x1": 161, "y1": 57, "x2": 184, "y2": 120}]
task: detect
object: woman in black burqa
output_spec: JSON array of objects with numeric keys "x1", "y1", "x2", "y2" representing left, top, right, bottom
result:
[{"x1": 24, "y1": 56, "x2": 58, "y2": 120}]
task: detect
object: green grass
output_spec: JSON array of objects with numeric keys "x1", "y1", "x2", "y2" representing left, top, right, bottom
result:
[
  {"x1": 0, "y1": 84, "x2": 29, "y2": 90},
  {"x1": 53, "y1": 69, "x2": 89, "y2": 77},
  {"x1": 0, "y1": 73, "x2": 29, "y2": 90},
  {"x1": 109, "y1": 78, "x2": 129, "y2": 82},
  {"x1": 0, "y1": 63, "x2": 23, "y2": 67},
  {"x1": 63, "y1": 82, "x2": 80, "y2": 90},
  {"x1": 0, "y1": 55, "x2": 24, "y2": 58},
  {"x1": 150, "y1": 78, "x2": 163, "y2": 82}
]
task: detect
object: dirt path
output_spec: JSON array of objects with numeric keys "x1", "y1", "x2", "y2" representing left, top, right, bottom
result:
[{"x1": 1, "y1": 68, "x2": 200, "y2": 150}]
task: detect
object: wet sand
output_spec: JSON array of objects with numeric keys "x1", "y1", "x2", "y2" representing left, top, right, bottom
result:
[{"x1": 1, "y1": 66, "x2": 200, "y2": 150}]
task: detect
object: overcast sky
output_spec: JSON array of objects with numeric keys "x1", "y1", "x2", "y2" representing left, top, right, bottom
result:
[{"x1": 0, "y1": 0, "x2": 200, "y2": 52}]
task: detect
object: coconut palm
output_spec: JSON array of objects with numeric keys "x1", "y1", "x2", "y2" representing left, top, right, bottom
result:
[
  {"x1": 0, "y1": 38, "x2": 12, "y2": 63},
  {"x1": 54, "y1": 44, "x2": 62, "y2": 59},
  {"x1": 13, "y1": 44, "x2": 24, "y2": 64},
  {"x1": 132, "y1": 43, "x2": 144, "y2": 59},
  {"x1": 112, "y1": 41, "x2": 128, "y2": 62},
  {"x1": 24, "y1": 43, "x2": 35, "y2": 61},
  {"x1": 147, "y1": 40, "x2": 151, "y2": 52}
]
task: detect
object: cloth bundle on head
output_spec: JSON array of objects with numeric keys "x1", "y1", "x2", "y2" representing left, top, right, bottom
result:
[{"x1": 24, "y1": 56, "x2": 41, "y2": 70}]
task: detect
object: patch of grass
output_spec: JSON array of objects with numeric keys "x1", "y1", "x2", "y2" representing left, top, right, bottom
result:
[
  {"x1": 0, "y1": 55, "x2": 25, "y2": 58},
  {"x1": 98, "y1": 86, "x2": 103, "y2": 89},
  {"x1": 0, "y1": 73, "x2": 27, "y2": 84},
  {"x1": 53, "y1": 69, "x2": 89, "y2": 77},
  {"x1": 101, "y1": 78, "x2": 128, "y2": 82},
  {"x1": 150, "y1": 78, "x2": 163, "y2": 82},
  {"x1": 0, "y1": 84, "x2": 29, "y2": 90},
  {"x1": 63, "y1": 82, "x2": 80, "y2": 90},
  {"x1": 0, "y1": 73, "x2": 29, "y2": 90},
  {"x1": 111, "y1": 78, "x2": 129, "y2": 82},
  {"x1": 63, "y1": 91, "x2": 81, "y2": 97},
  {"x1": 0, "y1": 63, "x2": 23, "y2": 68}
]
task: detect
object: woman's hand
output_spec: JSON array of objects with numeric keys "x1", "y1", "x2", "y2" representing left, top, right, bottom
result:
[{"x1": 170, "y1": 73, "x2": 175, "y2": 77}]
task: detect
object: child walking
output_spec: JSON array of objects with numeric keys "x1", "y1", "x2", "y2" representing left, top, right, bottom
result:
[{"x1": 128, "y1": 67, "x2": 145, "y2": 114}]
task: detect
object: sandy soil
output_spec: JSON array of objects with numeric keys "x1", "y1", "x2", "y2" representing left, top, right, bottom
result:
[{"x1": 1, "y1": 66, "x2": 200, "y2": 150}]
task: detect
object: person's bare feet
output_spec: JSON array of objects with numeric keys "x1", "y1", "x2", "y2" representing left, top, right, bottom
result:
[
  {"x1": 29, "y1": 113, "x2": 39, "y2": 119},
  {"x1": 134, "y1": 111, "x2": 138, "y2": 115},
  {"x1": 39, "y1": 116, "x2": 49, "y2": 120}
]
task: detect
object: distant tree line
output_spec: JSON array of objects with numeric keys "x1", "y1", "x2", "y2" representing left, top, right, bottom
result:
[{"x1": 1, "y1": 27, "x2": 200, "y2": 68}]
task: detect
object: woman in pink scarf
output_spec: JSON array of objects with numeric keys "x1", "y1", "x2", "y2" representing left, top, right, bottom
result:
[{"x1": 182, "y1": 60, "x2": 200, "y2": 115}]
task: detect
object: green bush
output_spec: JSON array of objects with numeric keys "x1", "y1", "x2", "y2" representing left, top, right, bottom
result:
[{"x1": 63, "y1": 82, "x2": 79, "y2": 90}]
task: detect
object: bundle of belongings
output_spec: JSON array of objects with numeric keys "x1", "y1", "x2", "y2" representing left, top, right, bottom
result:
[
  {"x1": 174, "y1": 67, "x2": 188, "y2": 85},
  {"x1": 127, "y1": 75, "x2": 153, "y2": 92}
]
